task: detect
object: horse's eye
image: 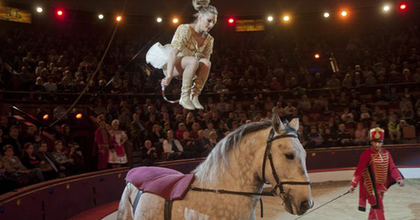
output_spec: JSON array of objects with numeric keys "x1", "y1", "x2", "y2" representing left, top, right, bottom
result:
[{"x1": 285, "y1": 153, "x2": 295, "y2": 160}]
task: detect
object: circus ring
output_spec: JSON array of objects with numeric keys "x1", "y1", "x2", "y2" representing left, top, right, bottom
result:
[{"x1": 0, "y1": 145, "x2": 419, "y2": 220}]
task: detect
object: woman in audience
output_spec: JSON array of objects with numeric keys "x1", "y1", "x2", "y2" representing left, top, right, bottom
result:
[
  {"x1": 163, "y1": 130, "x2": 184, "y2": 160},
  {"x1": 108, "y1": 119, "x2": 128, "y2": 167}
]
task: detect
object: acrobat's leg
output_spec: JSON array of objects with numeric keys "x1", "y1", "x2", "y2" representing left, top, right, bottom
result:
[
  {"x1": 191, "y1": 58, "x2": 211, "y2": 109},
  {"x1": 179, "y1": 56, "x2": 199, "y2": 110}
]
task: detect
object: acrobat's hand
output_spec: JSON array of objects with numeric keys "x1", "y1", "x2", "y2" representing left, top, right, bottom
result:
[
  {"x1": 348, "y1": 186, "x2": 356, "y2": 193},
  {"x1": 161, "y1": 76, "x2": 173, "y2": 88},
  {"x1": 397, "y1": 179, "x2": 405, "y2": 187}
]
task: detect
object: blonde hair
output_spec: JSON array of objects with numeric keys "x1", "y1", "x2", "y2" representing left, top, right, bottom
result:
[{"x1": 192, "y1": 0, "x2": 218, "y2": 17}]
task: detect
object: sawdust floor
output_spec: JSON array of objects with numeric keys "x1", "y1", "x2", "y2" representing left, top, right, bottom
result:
[{"x1": 256, "y1": 179, "x2": 420, "y2": 220}]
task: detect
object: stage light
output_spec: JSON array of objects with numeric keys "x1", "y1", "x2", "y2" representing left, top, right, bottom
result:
[
  {"x1": 157, "y1": 17, "x2": 162, "y2": 23},
  {"x1": 341, "y1": 10, "x2": 348, "y2": 17},
  {"x1": 43, "y1": 114, "x2": 49, "y2": 120},
  {"x1": 399, "y1": 3, "x2": 407, "y2": 11},
  {"x1": 228, "y1": 17, "x2": 235, "y2": 25},
  {"x1": 324, "y1": 12, "x2": 330, "y2": 18},
  {"x1": 283, "y1": 15, "x2": 290, "y2": 22},
  {"x1": 36, "y1": 7, "x2": 43, "y2": 13},
  {"x1": 383, "y1": 5, "x2": 391, "y2": 12},
  {"x1": 315, "y1": 53, "x2": 321, "y2": 59},
  {"x1": 98, "y1": 14, "x2": 104, "y2": 19},
  {"x1": 75, "y1": 113, "x2": 83, "y2": 120},
  {"x1": 116, "y1": 16, "x2": 122, "y2": 22},
  {"x1": 172, "y1": 18, "x2": 179, "y2": 24},
  {"x1": 267, "y1": 16, "x2": 274, "y2": 22},
  {"x1": 57, "y1": 10, "x2": 64, "y2": 16}
]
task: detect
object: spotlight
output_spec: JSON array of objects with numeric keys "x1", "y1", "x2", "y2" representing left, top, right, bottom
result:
[
  {"x1": 116, "y1": 16, "x2": 122, "y2": 22},
  {"x1": 315, "y1": 53, "x2": 321, "y2": 59},
  {"x1": 172, "y1": 18, "x2": 179, "y2": 24},
  {"x1": 383, "y1": 5, "x2": 391, "y2": 12},
  {"x1": 43, "y1": 114, "x2": 49, "y2": 120},
  {"x1": 36, "y1": 7, "x2": 43, "y2": 13},
  {"x1": 228, "y1": 17, "x2": 235, "y2": 25},
  {"x1": 341, "y1": 10, "x2": 348, "y2": 17},
  {"x1": 283, "y1": 15, "x2": 290, "y2": 22},
  {"x1": 267, "y1": 16, "x2": 274, "y2": 22},
  {"x1": 323, "y1": 12, "x2": 330, "y2": 18},
  {"x1": 157, "y1": 17, "x2": 162, "y2": 23},
  {"x1": 75, "y1": 113, "x2": 83, "y2": 120},
  {"x1": 98, "y1": 14, "x2": 104, "y2": 19},
  {"x1": 57, "y1": 10, "x2": 64, "y2": 16},
  {"x1": 399, "y1": 3, "x2": 407, "y2": 11}
]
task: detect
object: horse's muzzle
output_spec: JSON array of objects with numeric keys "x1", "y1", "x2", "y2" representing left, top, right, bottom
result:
[{"x1": 297, "y1": 199, "x2": 312, "y2": 215}]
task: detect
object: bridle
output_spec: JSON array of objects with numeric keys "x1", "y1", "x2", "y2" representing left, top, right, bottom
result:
[
  {"x1": 191, "y1": 127, "x2": 311, "y2": 198},
  {"x1": 262, "y1": 128, "x2": 311, "y2": 198}
]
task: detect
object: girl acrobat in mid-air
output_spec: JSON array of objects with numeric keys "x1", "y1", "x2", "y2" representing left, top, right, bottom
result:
[{"x1": 146, "y1": 0, "x2": 217, "y2": 110}]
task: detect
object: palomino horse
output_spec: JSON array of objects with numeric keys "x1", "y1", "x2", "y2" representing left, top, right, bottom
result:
[{"x1": 118, "y1": 114, "x2": 313, "y2": 219}]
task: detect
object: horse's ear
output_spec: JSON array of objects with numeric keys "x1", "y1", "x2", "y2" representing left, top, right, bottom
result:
[
  {"x1": 289, "y1": 117, "x2": 300, "y2": 131},
  {"x1": 272, "y1": 112, "x2": 284, "y2": 133}
]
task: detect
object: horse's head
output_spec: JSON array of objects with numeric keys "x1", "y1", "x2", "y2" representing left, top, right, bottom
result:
[{"x1": 260, "y1": 113, "x2": 313, "y2": 215}]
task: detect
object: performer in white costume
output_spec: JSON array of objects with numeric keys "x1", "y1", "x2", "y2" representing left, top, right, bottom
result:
[{"x1": 146, "y1": 0, "x2": 217, "y2": 110}]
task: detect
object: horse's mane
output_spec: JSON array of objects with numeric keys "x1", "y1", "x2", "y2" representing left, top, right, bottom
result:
[{"x1": 193, "y1": 120, "x2": 273, "y2": 184}]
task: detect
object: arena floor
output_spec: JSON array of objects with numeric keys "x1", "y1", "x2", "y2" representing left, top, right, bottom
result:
[{"x1": 256, "y1": 179, "x2": 420, "y2": 220}]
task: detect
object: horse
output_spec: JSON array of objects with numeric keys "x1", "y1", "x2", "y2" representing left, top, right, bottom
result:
[{"x1": 117, "y1": 113, "x2": 314, "y2": 220}]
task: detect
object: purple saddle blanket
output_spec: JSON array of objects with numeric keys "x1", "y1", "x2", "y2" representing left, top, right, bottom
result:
[{"x1": 125, "y1": 167, "x2": 195, "y2": 201}]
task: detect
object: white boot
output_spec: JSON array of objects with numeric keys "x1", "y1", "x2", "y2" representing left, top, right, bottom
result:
[
  {"x1": 179, "y1": 75, "x2": 195, "y2": 110},
  {"x1": 191, "y1": 75, "x2": 208, "y2": 110}
]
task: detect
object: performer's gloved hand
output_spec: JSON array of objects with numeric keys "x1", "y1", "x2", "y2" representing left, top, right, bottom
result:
[
  {"x1": 397, "y1": 179, "x2": 405, "y2": 187},
  {"x1": 348, "y1": 186, "x2": 356, "y2": 193}
]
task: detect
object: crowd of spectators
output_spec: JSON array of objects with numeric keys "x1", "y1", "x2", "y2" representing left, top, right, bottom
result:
[
  {"x1": 0, "y1": 119, "x2": 84, "y2": 194},
  {"x1": 1, "y1": 21, "x2": 420, "y2": 193}
]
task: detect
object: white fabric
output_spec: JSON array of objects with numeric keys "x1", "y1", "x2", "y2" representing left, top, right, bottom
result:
[
  {"x1": 146, "y1": 43, "x2": 172, "y2": 69},
  {"x1": 108, "y1": 149, "x2": 128, "y2": 164},
  {"x1": 162, "y1": 139, "x2": 183, "y2": 153},
  {"x1": 146, "y1": 42, "x2": 195, "y2": 69}
]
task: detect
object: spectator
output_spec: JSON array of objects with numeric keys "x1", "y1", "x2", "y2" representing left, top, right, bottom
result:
[
  {"x1": 326, "y1": 74, "x2": 341, "y2": 88},
  {"x1": 67, "y1": 142, "x2": 84, "y2": 174},
  {"x1": 194, "y1": 130, "x2": 211, "y2": 157},
  {"x1": 163, "y1": 130, "x2": 183, "y2": 160},
  {"x1": 354, "y1": 122, "x2": 368, "y2": 145},
  {"x1": 37, "y1": 142, "x2": 63, "y2": 178},
  {"x1": 94, "y1": 116, "x2": 110, "y2": 170},
  {"x1": 306, "y1": 126, "x2": 324, "y2": 148},
  {"x1": 4, "y1": 126, "x2": 22, "y2": 156},
  {"x1": 176, "y1": 123, "x2": 187, "y2": 141},
  {"x1": 140, "y1": 140, "x2": 159, "y2": 166},
  {"x1": 387, "y1": 115, "x2": 401, "y2": 144},
  {"x1": 44, "y1": 76, "x2": 58, "y2": 92},
  {"x1": 52, "y1": 140, "x2": 75, "y2": 175},
  {"x1": 109, "y1": 119, "x2": 128, "y2": 167},
  {"x1": 336, "y1": 123, "x2": 353, "y2": 146},
  {"x1": 131, "y1": 112, "x2": 146, "y2": 150},
  {"x1": 2, "y1": 145, "x2": 44, "y2": 186},
  {"x1": 323, "y1": 127, "x2": 337, "y2": 147}
]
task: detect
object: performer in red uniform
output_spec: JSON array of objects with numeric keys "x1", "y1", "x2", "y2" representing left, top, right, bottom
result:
[{"x1": 349, "y1": 127, "x2": 404, "y2": 220}]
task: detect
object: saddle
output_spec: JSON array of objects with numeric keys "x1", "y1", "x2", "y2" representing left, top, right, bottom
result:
[
  {"x1": 126, "y1": 167, "x2": 195, "y2": 220},
  {"x1": 126, "y1": 166, "x2": 195, "y2": 201}
]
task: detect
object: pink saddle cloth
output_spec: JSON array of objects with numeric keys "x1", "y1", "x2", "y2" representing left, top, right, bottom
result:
[{"x1": 125, "y1": 167, "x2": 195, "y2": 201}]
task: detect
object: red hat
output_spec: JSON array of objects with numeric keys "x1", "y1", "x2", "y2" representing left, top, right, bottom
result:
[{"x1": 369, "y1": 127, "x2": 385, "y2": 142}]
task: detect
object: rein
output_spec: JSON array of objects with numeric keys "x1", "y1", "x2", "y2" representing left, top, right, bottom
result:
[{"x1": 190, "y1": 128, "x2": 311, "y2": 218}]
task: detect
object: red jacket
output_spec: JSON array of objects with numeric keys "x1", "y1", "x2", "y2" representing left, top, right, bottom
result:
[{"x1": 350, "y1": 147, "x2": 403, "y2": 211}]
